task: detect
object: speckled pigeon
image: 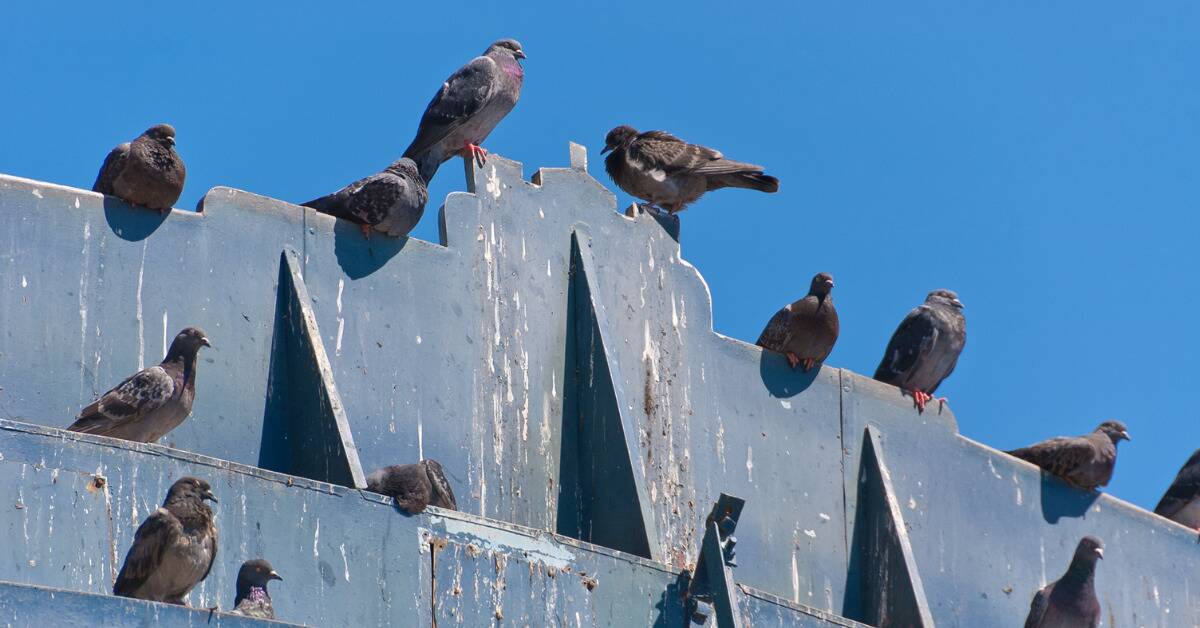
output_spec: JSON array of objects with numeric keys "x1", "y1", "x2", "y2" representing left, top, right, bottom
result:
[
  {"x1": 403, "y1": 39, "x2": 526, "y2": 184},
  {"x1": 232, "y1": 559, "x2": 282, "y2": 619},
  {"x1": 114, "y1": 477, "x2": 219, "y2": 605},
  {"x1": 93, "y1": 123, "x2": 186, "y2": 213},
  {"x1": 301, "y1": 157, "x2": 428, "y2": 238},
  {"x1": 873, "y1": 289, "x2": 966, "y2": 412},
  {"x1": 756, "y1": 272, "x2": 839, "y2": 371},
  {"x1": 1023, "y1": 536, "x2": 1103, "y2": 628},
  {"x1": 601, "y1": 125, "x2": 779, "y2": 214},
  {"x1": 67, "y1": 327, "x2": 210, "y2": 443},
  {"x1": 1154, "y1": 448, "x2": 1200, "y2": 530},
  {"x1": 1006, "y1": 420, "x2": 1130, "y2": 492},
  {"x1": 366, "y1": 459, "x2": 457, "y2": 514}
]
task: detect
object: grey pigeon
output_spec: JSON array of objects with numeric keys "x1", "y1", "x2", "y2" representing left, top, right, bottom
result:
[
  {"x1": 1154, "y1": 448, "x2": 1200, "y2": 529},
  {"x1": 114, "y1": 477, "x2": 219, "y2": 605},
  {"x1": 301, "y1": 158, "x2": 428, "y2": 238},
  {"x1": 1007, "y1": 420, "x2": 1131, "y2": 492},
  {"x1": 403, "y1": 39, "x2": 526, "y2": 184},
  {"x1": 366, "y1": 459, "x2": 457, "y2": 514},
  {"x1": 68, "y1": 327, "x2": 210, "y2": 443},
  {"x1": 873, "y1": 289, "x2": 966, "y2": 413},
  {"x1": 756, "y1": 272, "x2": 839, "y2": 371},
  {"x1": 93, "y1": 123, "x2": 186, "y2": 213},
  {"x1": 601, "y1": 125, "x2": 779, "y2": 214},
  {"x1": 232, "y1": 559, "x2": 282, "y2": 619},
  {"x1": 1023, "y1": 536, "x2": 1103, "y2": 628}
]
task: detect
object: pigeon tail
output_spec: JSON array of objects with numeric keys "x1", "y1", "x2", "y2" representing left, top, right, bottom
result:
[
  {"x1": 712, "y1": 172, "x2": 779, "y2": 193},
  {"x1": 407, "y1": 150, "x2": 443, "y2": 186},
  {"x1": 301, "y1": 194, "x2": 366, "y2": 226}
]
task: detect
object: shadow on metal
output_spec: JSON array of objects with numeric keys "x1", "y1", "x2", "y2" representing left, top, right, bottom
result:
[
  {"x1": 757, "y1": 350, "x2": 819, "y2": 399},
  {"x1": 101, "y1": 195, "x2": 169, "y2": 242},
  {"x1": 330, "y1": 219, "x2": 410, "y2": 280},
  {"x1": 259, "y1": 248, "x2": 365, "y2": 489}
]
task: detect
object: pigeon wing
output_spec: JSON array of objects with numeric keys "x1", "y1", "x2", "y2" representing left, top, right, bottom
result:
[
  {"x1": 199, "y1": 519, "x2": 218, "y2": 584},
  {"x1": 1155, "y1": 453, "x2": 1200, "y2": 518},
  {"x1": 874, "y1": 306, "x2": 936, "y2": 383},
  {"x1": 403, "y1": 56, "x2": 500, "y2": 159},
  {"x1": 1007, "y1": 436, "x2": 1094, "y2": 479},
  {"x1": 344, "y1": 174, "x2": 406, "y2": 226},
  {"x1": 114, "y1": 507, "x2": 183, "y2": 596},
  {"x1": 93, "y1": 143, "x2": 130, "y2": 194},
  {"x1": 1023, "y1": 585, "x2": 1051, "y2": 628},
  {"x1": 756, "y1": 307, "x2": 793, "y2": 351},
  {"x1": 69, "y1": 366, "x2": 175, "y2": 435},
  {"x1": 630, "y1": 132, "x2": 723, "y2": 175},
  {"x1": 424, "y1": 459, "x2": 458, "y2": 510}
]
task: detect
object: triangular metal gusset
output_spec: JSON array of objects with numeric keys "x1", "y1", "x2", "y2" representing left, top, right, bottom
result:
[{"x1": 684, "y1": 493, "x2": 746, "y2": 628}]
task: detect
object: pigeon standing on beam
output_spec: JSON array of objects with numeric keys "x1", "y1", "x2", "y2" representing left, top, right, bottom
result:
[
  {"x1": 1023, "y1": 536, "x2": 1103, "y2": 628},
  {"x1": 67, "y1": 327, "x2": 211, "y2": 443},
  {"x1": 365, "y1": 459, "x2": 457, "y2": 514},
  {"x1": 1006, "y1": 420, "x2": 1131, "y2": 492},
  {"x1": 232, "y1": 559, "x2": 283, "y2": 619},
  {"x1": 301, "y1": 157, "x2": 428, "y2": 238},
  {"x1": 873, "y1": 289, "x2": 966, "y2": 412},
  {"x1": 93, "y1": 124, "x2": 187, "y2": 213},
  {"x1": 1154, "y1": 448, "x2": 1200, "y2": 530},
  {"x1": 402, "y1": 39, "x2": 526, "y2": 184},
  {"x1": 601, "y1": 125, "x2": 779, "y2": 214},
  {"x1": 114, "y1": 477, "x2": 219, "y2": 605},
  {"x1": 756, "y1": 272, "x2": 839, "y2": 371}
]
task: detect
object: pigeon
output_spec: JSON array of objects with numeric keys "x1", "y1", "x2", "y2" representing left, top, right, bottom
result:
[
  {"x1": 1023, "y1": 536, "x2": 1103, "y2": 628},
  {"x1": 232, "y1": 559, "x2": 283, "y2": 619},
  {"x1": 756, "y1": 272, "x2": 839, "y2": 371},
  {"x1": 1006, "y1": 420, "x2": 1131, "y2": 492},
  {"x1": 365, "y1": 459, "x2": 457, "y2": 514},
  {"x1": 301, "y1": 158, "x2": 428, "y2": 239},
  {"x1": 601, "y1": 125, "x2": 779, "y2": 214},
  {"x1": 114, "y1": 477, "x2": 219, "y2": 605},
  {"x1": 873, "y1": 289, "x2": 966, "y2": 412},
  {"x1": 403, "y1": 39, "x2": 526, "y2": 184},
  {"x1": 1154, "y1": 448, "x2": 1200, "y2": 530},
  {"x1": 93, "y1": 123, "x2": 186, "y2": 213},
  {"x1": 67, "y1": 327, "x2": 211, "y2": 443}
]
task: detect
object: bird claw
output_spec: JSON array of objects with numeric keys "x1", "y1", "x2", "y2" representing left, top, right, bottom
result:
[
  {"x1": 802, "y1": 358, "x2": 816, "y2": 372},
  {"x1": 359, "y1": 224, "x2": 373, "y2": 239},
  {"x1": 785, "y1": 352, "x2": 801, "y2": 369},
  {"x1": 909, "y1": 389, "x2": 931, "y2": 413},
  {"x1": 464, "y1": 143, "x2": 488, "y2": 168}
]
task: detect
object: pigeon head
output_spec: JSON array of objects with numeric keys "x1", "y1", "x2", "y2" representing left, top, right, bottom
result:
[
  {"x1": 385, "y1": 158, "x2": 422, "y2": 181},
  {"x1": 486, "y1": 39, "x2": 526, "y2": 61},
  {"x1": 166, "y1": 327, "x2": 211, "y2": 360},
  {"x1": 1095, "y1": 420, "x2": 1131, "y2": 444},
  {"x1": 1072, "y1": 535, "x2": 1105, "y2": 565},
  {"x1": 808, "y1": 272, "x2": 835, "y2": 298},
  {"x1": 237, "y1": 559, "x2": 282, "y2": 591},
  {"x1": 143, "y1": 124, "x2": 177, "y2": 148},
  {"x1": 926, "y1": 289, "x2": 963, "y2": 310},
  {"x1": 166, "y1": 476, "x2": 218, "y2": 504},
  {"x1": 602, "y1": 126, "x2": 639, "y2": 154}
]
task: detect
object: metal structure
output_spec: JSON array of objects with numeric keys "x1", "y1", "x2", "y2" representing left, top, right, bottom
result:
[{"x1": 0, "y1": 145, "x2": 1195, "y2": 625}]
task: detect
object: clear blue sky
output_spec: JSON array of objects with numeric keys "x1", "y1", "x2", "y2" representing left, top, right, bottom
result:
[{"x1": 2, "y1": 3, "x2": 1197, "y2": 511}]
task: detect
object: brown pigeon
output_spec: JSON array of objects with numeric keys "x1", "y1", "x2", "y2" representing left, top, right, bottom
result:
[
  {"x1": 93, "y1": 123, "x2": 186, "y2": 213},
  {"x1": 1154, "y1": 448, "x2": 1200, "y2": 530},
  {"x1": 68, "y1": 327, "x2": 210, "y2": 443},
  {"x1": 602, "y1": 125, "x2": 779, "y2": 213},
  {"x1": 756, "y1": 272, "x2": 839, "y2": 371},
  {"x1": 114, "y1": 477, "x2": 219, "y2": 605},
  {"x1": 1006, "y1": 420, "x2": 1130, "y2": 492},
  {"x1": 365, "y1": 459, "x2": 457, "y2": 514},
  {"x1": 1023, "y1": 536, "x2": 1103, "y2": 628},
  {"x1": 403, "y1": 39, "x2": 526, "y2": 184},
  {"x1": 873, "y1": 289, "x2": 966, "y2": 412}
]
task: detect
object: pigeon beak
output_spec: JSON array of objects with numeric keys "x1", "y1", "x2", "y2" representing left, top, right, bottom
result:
[
  {"x1": 515, "y1": 49, "x2": 526, "y2": 60},
  {"x1": 200, "y1": 337, "x2": 211, "y2": 348},
  {"x1": 269, "y1": 570, "x2": 283, "y2": 581},
  {"x1": 1120, "y1": 430, "x2": 1131, "y2": 441},
  {"x1": 952, "y1": 299, "x2": 964, "y2": 309},
  {"x1": 166, "y1": 136, "x2": 176, "y2": 147},
  {"x1": 825, "y1": 280, "x2": 835, "y2": 288},
  {"x1": 202, "y1": 489, "x2": 218, "y2": 503},
  {"x1": 601, "y1": 145, "x2": 613, "y2": 154},
  {"x1": 1095, "y1": 547, "x2": 1104, "y2": 559}
]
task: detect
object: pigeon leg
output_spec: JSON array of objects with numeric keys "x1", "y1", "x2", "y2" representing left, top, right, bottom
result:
[
  {"x1": 785, "y1": 352, "x2": 801, "y2": 369},
  {"x1": 462, "y1": 143, "x2": 489, "y2": 168},
  {"x1": 908, "y1": 389, "x2": 930, "y2": 413},
  {"x1": 359, "y1": 223, "x2": 373, "y2": 239},
  {"x1": 803, "y1": 358, "x2": 817, "y2": 372}
]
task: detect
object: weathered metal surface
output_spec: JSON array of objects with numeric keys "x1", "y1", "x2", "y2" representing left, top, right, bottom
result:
[
  {"x1": 2, "y1": 146, "x2": 1198, "y2": 625},
  {"x1": 685, "y1": 494, "x2": 746, "y2": 627},
  {"x1": 0, "y1": 579, "x2": 304, "y2": 626}
]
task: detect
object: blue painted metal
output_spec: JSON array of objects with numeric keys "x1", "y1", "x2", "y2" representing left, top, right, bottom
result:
[
  {"x1": 685, "y1": 493, "x2": 747, "y2": 627},
  {"x1": 1, "y1": 145, "x2": 1198, "y2": 625}
]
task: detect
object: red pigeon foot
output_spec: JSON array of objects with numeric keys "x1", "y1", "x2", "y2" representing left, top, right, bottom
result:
[
  {"x1": 802, "y1": 358, "x2": 816, "y2": 372},
  {"x1": 359, "y1": 224, "x2": 373, "y2": 239},
  {"x1": 909, "y1": 389, "x2": 931, "y2": 413},
  {"x1": 463, "y1": 143, "x2": 488, "y2": 167},
  {"x1": 786, "y1": 352, "x2": 801, "y2": 369}
]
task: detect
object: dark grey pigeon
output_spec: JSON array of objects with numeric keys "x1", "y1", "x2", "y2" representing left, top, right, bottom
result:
[
  {"x1": 301, "y1": 158, "x2": 428, "y2": 238},
  {"x1": 1007, "y1": 420, "x2": 1131, "y2": 492},
  {"x1": 68, "y1": 327, "x2": 210, "y2": 443},
  {"x1": 1023, "y1": 536, "x2": 1103, "y2": 628},
  {"x1": 232, "y1": 558, "x2": 282, "y2": 619},
  {"x1": 1154, "y1": 448, "x2": 1200, "y2": 529},
  {"x1": 756, "y1": 272, "x2": 839, "y2": 372},
  {"x1": 93, "y1": 123, "x2": 186, "y2": 213},
  {"x1": 602, "y1": 125, "x2": 779, "y2": 214},
  {"x1": 873, "y1": 289, "x2": 966, "y2": 413},
  {"x1": 114, "y1": 477, "x2": 219, "y2": 605},
  {"x1": 366, "y1": 459, "x2": 457, "y2": 514},
  {"x1": 403, "y1": 39, "x2": 526, "y2": 184}
]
